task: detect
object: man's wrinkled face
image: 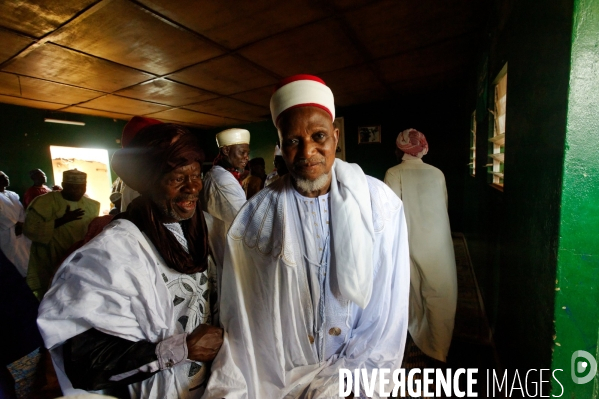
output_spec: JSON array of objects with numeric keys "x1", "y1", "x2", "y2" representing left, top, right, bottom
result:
[
  {"x1": 152, "y1": 162, "x2": 202, "y2": 223},
  {"x1": 61, "y1": 182, "x2": 86, "y2": 202},
  {"x1": 223, "y1": 144, "x2": 250, "y2": 171},
  {"x1": 0, "y1": 172, "x2": 9, "y2": 188},
  {"x1": 277, "y1": 106, "x2": 339, "y2": 183},
  {"x1": 32, "y1": 170, "x2": 47, "y2": 186}
]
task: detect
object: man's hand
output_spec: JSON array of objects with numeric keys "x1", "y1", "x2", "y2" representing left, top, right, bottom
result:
[
  {"x1": 14, "y1": 221, "x2": 23, "y2": 236},
  {"x1": 55, "y1": 205, "x2": 85, "y2": 228},
  {"x1": 186, "y1": 324, "x2": 223, "y2": 362}
]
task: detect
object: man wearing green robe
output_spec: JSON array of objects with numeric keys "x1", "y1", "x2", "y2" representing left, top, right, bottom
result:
[{"x1": 24, "y1": 169, "x2": 100, "y2": 300}]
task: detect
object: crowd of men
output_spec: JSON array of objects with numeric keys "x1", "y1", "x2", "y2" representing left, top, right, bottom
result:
[{"x1": 0, "y1": 74, "x2": 457, "y2": 399}]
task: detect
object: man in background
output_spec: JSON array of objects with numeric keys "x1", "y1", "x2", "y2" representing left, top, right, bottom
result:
[
  {"x1": 384, "y1": 128, "x2": 457, "y2": 366},
  {"x1": 0, "y1": 171, "x2": 31, "y2": 277},
  {"x1": 242, "y1": 157, "x2": 266, "y2": 199},
  {"x1": 24, "y1": 169, "x2": 51, "y2": 208},
  {"x1": 24, "y1": 169, "x2": 99, "y2": 300},
  {"x1": 201, "y1": 128, "x2": 249, "y2": 275}
]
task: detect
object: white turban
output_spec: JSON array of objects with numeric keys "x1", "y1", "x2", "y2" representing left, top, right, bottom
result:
[
  {"x1": 270, "y1": 74, "x2": 335, "y2": 126},
  {"x1": 216, "y1": 128, "x2": 250, "y2": 148}
]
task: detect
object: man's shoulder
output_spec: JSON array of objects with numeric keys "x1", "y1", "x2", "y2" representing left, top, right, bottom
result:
[
  {"x1": 82, "y1": 196, "x2": 101, "y2": 208},
  {"x1": 364, "y1": 176, "x2": 403, "y2": 224},
  {"x1": 29, "y1": 190, "x2": 61, "y2": 207},
  {"x1": 205, "y1": 165, "x2": 237, "y2": 185},
  {"x1": 5, "y1": 190, "x2": 19, "y2": 200},
  {"x1": 84, "y1": 219, "x2": 146, "y2": 251}
]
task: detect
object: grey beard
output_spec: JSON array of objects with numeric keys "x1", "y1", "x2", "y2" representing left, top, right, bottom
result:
[{"x1": 292, "y1": 172, "x2": 331, "y2": 194}]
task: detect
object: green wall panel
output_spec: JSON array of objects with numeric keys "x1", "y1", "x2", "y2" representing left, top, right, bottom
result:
[
  {"x1": 0, "y1": 104, "x2": 126, "y2": 199},
  {"x1": 553, "y1": 0, "x2": 599, "y2": 396}
]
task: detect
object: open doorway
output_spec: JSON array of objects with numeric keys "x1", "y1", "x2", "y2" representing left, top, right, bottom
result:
[{"x1": 49, "y1": 146, "x2": 112, "y2": 215}]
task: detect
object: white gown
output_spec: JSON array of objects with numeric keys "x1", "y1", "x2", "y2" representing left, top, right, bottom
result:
[
  {"x1": 0, "y1": 190, "x2": 31, "y2": 276},
  {"x1": 384, "y1": 158, "x2": 457, "y2": 362},
  {"x1": 38, "y1": 219, "x2": 215, "y2": 399},
  {"x1": 203, "y1": 160, "x2": 411, "y2": 399},
  {"x1": 201, "y1": 165, "x2": 246, "y2": 294}
]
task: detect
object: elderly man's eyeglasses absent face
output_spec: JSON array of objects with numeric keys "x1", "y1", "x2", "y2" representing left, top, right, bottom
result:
[
  {"x1": 61, "y1": 182, "x2": 86, "y2": 202},
  {"x1": 222, "y1": 144, "x2": 250, "y2": 171},
  {"x1": 152, "y1": 161, "x2": 202, "y2": 223},
  {"x1": 277, "y1": 106, "x2": 339, "y2": 194}
]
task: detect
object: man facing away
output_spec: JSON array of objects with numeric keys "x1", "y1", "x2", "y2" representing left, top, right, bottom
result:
[
  {"x1": 241, "y1": 157, "x2": 266, "y2": 200},
  {"x1": 23, "y1": 169, "x2": 52, "y2": 208},
  {"x1": 37, "y1": 123, "x2": 223, "y2": 398},
  {"x1": 24, "y1": 169, "x2": 99, "y2": 300},
  {"x1": 0, "y1": 171, "x2": 31, "y2": 277},
  {"x1": 203, "y1": 75, "x2": 410, "y2": 398},
  {"x1": 384, "y1": 128, "x2": 457, "y2": 365},
  {"x1": 201, "y1": 128, "x2": 249, "y2": 275}
]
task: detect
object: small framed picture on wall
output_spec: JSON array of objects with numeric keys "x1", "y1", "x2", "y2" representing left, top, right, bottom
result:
[{"x1": 358, "y1": 125, "x2": 381, "y2": 144}]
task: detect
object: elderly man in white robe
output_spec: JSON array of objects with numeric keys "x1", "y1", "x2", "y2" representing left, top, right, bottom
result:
[
  {"x1": 0, "y1": 171, "x2": 31, "y2": 277},
  {"x1": 203, "y1": 75, "x2": 411, "y2": 399},
  {"x1": 384, "y1": 128, "x2": 457, "y2": 365},
  {"x1": 201, "y1": 129, "x2": 250, "y2": 282},
  {"x1": 37, "y1": 124, "x2": 223, "y2": 399}
]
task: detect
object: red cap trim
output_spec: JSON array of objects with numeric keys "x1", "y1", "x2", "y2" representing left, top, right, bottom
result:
[{"x1": 274, "y1": 74, "x2": 327, "y2": 91}]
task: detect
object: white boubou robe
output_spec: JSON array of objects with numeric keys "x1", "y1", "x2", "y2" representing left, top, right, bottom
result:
[
  {"x1": 384, "y1": 158, "x2": 457, "y2": 362},
  {"x1": 0, "y1": 190, "x2": 31, "y2": 276},
  {"x1": 203, "y1": 160, "x2": 410, "y2": 399},
  {"x1": 201, "y1": 165, "x2": 246, "y2": 270},
  {"x1": 37, "y1": 219, "x2": 215, "y2": 399}
]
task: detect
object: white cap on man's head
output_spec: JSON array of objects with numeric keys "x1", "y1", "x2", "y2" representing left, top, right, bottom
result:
[
  {"x1": 63, "y1": 169, "x2": 86, "y2": 184},
  {"x1": 270, "y1": 74, "x2": 335, "y2": 126},
  {"x1": 215, "y1": 128, "x2": 250, "y2": 148}
]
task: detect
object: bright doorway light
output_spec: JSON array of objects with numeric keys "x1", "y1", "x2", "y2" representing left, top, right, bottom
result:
[{"x1": 49, "y1": 146, "x2": 112, "y2": 215}]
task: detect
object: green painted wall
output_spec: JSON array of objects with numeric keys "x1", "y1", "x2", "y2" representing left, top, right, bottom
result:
[
  {"x1": 0, "y1": 103, "x2": 126, "y2": 198},
  {"x1": 552, "y1": 0, "x2": 599, "y2": 396},
  {"x1": 464, "y1": 0, "x2": 573, "y2": 380},
  {"x1": 0, "y1": 103, "x2": 213, "y2": 202}
]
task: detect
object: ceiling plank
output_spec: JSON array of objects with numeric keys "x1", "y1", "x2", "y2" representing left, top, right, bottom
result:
[
  {"x1": 184, "y1": 97, "x2": 269, "y2": 121},
  {"x1": 229, "y1": 85, "x2": 273, "y2": 108},
  {"x1": 0, "y1": 29, "x2": 36, "y2": 64},
  {"x1": 52, "y1": 0, "x2": 224, "y2": 75},
  {"x1": 167, "y1": 55, "x2": 278, "y2": 95},
  {"x1": 0, "y1": 0, "x2": 98, "y2": 38},
  {"x1": 147, "y1": 108, "x2": 249, "y2": 127},
  {"x1": 238, "y1": 18, "x2": 364, "y2": 76},
  {"x1": 137, "y1": 0, "x2": 330, "y2": 50},
  {"x1": 2, "y1": 43, "x2": 154, "y2": 92},
  {"x1": 77, "y1": 94, "x2": 171, "y2": 114},
  {"x1": 61, "y1": 105, "x2": 133, "y2": 120},
  {"x1": 0, "y1": 94, "x2": 64, "y2": 110},
  {"x1": 343, "y1": 0, "x2": 483, "y2": 60},
  {"x1": 115, "y1": 78, "x2": 218, "y2": 107}
]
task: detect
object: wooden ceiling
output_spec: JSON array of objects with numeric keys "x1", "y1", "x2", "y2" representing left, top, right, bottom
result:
[{"x1": 0, "y1": 0, "x2": 485, "y2": 128}]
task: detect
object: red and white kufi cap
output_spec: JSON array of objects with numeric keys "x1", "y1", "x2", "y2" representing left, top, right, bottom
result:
[
  {"x1": 396, "y1": 128, "x2": 429, "y2": 158},
  {"x1": 270, "y1": 74, "x2": 335, "y2": 126},
  {"x1": 216, "y1": 128, "x2": 250, "y2": 148}
]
